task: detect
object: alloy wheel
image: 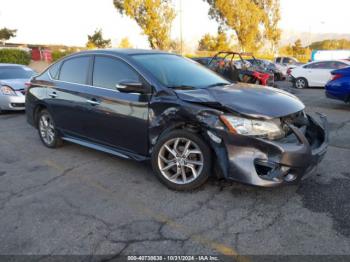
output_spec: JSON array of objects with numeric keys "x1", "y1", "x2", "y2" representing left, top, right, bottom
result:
[
  {"x1": 157, "y1": 138, "x2": 204, "y2": 185},
  {"x1": 39, "y1": 114, "x2": 55, "y2": 145}
]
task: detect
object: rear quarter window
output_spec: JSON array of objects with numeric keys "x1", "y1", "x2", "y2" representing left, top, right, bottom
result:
[{"x1": 49, "y1": 62, "x2": 61, "y2": 80}]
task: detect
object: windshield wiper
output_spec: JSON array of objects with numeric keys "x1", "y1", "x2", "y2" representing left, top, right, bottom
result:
[{"x1": 206, "y1": 82, "x2": 230, "y2": 88}]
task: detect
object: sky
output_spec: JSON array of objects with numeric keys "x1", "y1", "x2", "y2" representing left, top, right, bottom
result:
[{"x1": 0, "y1": 0, "x2": 349, "y2": 49}]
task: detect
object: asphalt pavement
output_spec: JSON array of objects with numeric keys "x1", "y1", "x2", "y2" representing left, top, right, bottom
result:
[{"x1": 0, "y1": 82, "x2": 349, "y2": 259}]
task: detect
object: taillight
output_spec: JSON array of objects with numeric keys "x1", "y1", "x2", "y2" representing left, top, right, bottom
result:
[
  {"x1": 287, "y1": 68, "x2": 292, "y2": 75},
  {"x1": 332, "y1": 74, "x2": 343, "y2": 81}
]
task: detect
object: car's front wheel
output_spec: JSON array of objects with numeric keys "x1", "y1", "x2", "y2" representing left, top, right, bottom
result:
[
  {"x1": 152, "y1": 130, "x2": 212, "y2": 191},
  {"x1": 294, "y1": 77, "x2": 308, "y2": 89},
  {"x1": 37, "y1": 109, "x2": 62, "y2": 148}
]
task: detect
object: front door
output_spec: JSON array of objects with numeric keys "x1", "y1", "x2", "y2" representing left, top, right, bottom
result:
[{"x1": 84, "y1": 55, "x2": 150, "y2": 156}]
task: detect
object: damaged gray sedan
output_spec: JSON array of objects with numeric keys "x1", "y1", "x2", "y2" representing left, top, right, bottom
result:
[{"x1": 26, "y1": 49, "x2": 328, "y2": 191}]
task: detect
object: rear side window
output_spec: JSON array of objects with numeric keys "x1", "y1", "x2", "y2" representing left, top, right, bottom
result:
[
  {"x1": 92, "y1": 56, "x2": 140, "y2": 90},
  {"x1": 305, "y1": 62, "x2": 322, "y2": 69},
  {"x1": 275, "y1": 58, "x2": 281, "y2": 63},
  {"x1": 59, "y1": 56, "x2": 90, "y2": 84}
]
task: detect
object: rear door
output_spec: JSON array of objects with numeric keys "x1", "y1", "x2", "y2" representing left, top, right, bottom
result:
[
  {"x1": 84, "y1": 55, "x2": 150, "y2": 155},
  {"x1": 47, "y1": 55, "x2": 94, "y2": 137}
]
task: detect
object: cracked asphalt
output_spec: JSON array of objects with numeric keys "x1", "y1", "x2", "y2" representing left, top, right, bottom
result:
[{"x1": 0, "y1": 81, "x2": 349, "y2": 257}]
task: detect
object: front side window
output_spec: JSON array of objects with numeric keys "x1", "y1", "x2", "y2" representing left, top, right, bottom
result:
[
  {"x1": 93, "y1": 56, "x2": 140, "y2": 90},
  {"x1": 132, "y1": 54, "x2": 229, "y2": 89},
  {"x1": 59, "y1": 56, "x2": 90, "y2": 84}
]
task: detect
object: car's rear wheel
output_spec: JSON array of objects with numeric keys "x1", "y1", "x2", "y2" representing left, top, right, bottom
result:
[
  {"x1": 152, "y1": 130, "x2": 212, "y2": 191},
  {"x1": 294, "y1": 77, "x2": 308, "y2": 89},
  {"x1": 38, "y1": 109, "x2": 62, "y2": 148}
]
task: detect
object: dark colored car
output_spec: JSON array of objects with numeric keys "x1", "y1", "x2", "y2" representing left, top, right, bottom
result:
[
  {"x1": 26, "y1": 49, "x2": 329, "y2": 191},
  {"x1": 205, "y1": 52, "x2": 274, "y2": 86},
  {"x1": 325, "y1": 66, "x2": 350, "y2": 103}
]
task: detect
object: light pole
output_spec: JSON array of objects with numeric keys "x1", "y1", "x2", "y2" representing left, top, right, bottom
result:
[{"x1": 179, "y1": 0, "x2": 183, "y2": 54}]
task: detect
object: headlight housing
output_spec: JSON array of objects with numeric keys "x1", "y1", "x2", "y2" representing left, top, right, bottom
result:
[
  {"x1": 1, "y1": 85, "x2": 17, "y2": 96},
  {"x1": 220, "y1": 115, "x2": 285, "y2": 140}
]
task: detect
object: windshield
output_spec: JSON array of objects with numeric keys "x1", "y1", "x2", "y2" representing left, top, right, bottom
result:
[
  {"x1": 132, "y1": 54, "x2": 230, "y2": 89},
  {"x1": 0, "y1": 67, "x2": 34, "y2": 80}
]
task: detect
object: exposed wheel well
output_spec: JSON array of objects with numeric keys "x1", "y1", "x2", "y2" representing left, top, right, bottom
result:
[{"x1": 33, "y1": 104, "x2": 47, "y2": 128}]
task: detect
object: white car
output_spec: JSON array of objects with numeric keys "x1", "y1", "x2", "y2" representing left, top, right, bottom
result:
[
  {"x1": 290, "y1": 60, "x2": 350, "y2": 88},
  {"x1": 274, "y1": 57, "x2": 302, "y2": 78}
]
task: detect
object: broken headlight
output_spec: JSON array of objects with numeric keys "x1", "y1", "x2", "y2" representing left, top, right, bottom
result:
[{"x1": 220, "y1": 115, "x2": 285, "y2": 140}]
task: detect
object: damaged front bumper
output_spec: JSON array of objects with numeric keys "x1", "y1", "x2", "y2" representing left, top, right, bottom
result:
[{"x1": 217, "y1": 113, "x2": 329, "y2": 187}]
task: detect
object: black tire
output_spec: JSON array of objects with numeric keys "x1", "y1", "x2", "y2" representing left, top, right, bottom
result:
[
  {"x1": 294, "y1": 77, "x2": 308, "y2": 89},
  {"x1": 37, "y1": 109, "x2": 63, "y2": 148},
  {"x1": 151, "y1": 130, "x2": 212, "y2": 191}
]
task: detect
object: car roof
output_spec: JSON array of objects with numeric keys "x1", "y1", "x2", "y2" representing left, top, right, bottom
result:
[{"x1": 71, "y1": 48, "x2": 172, "y2": 57}]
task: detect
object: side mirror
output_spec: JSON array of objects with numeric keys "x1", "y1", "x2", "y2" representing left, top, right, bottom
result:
[{"x1": 116, "y1": 81, "x2": 147, "y2": 94}]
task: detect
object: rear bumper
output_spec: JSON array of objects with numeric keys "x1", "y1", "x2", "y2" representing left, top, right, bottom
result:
[
  {"x1": 221, "y1": 114, "x2": 328, "y2": 187},
  {"x1": 0, "y1": 93, "x2": 25, "y2": 111}
]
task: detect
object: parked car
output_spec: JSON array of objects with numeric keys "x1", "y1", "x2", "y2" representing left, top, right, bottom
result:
[
  {"x1": 246, "y1": 59, "x2": 285, "y2": 81},
  {"x1": 0, "y1": 64, "x2": 35, "y2": 113},
  {"x1": 206, "y1": 52, "x2": 274, "y2": 86},
  {"x1": 274, "y1": 56, "x2": 302, "y2": 67},
  {"x1": 290, "y1": 60, "x2": 350, "y2": 88},
  {"x1": 274, "y1": 57, "x2": 302, "y2": 77},
  {"x1": 325, "y1": 66, "x2": 350, "y2": 103},
  {"x1": 26, "y1": 49, "x2": 328, "y2": 191}
]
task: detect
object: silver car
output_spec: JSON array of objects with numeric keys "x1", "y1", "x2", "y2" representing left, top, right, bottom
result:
[{"x1": 0, "y1": 64, "x2": 35, "y2": 113}]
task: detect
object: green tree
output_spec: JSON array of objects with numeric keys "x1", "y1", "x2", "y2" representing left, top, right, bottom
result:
[
  {"x1": 204, "y1": 0, "x2": 281, "y2": 52},
  {"x1": 118, "y1": 37, "x2": 133, "y2": 48},
  {"x1": 86, "y1": 29, "x2": 111, "y2": 49},
  {"x1": 198, "y1": 32, "x2": 233, "y2": 51},
  {"x1": 0, "y1": 27, "x2": 17, "y2": 45},
  {"x1": 279, "y1": 39, "x2": 311, "y2": 63},
  {"x1": 256, "y1": 0, "x2": 281, "y2": 52},
  {"x1": 309, "y1": 39, "x2": 350, "y2": 50},
  {"x1": 113, "y1": 0, "x2": 176, "y2": 50}
]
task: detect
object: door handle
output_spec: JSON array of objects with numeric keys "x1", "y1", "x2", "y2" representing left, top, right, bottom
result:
[
  {"x1": 49, "y1": 91, "x2": 57, "y2": 98},
  {"x1": 86, "y1": 98, "x2": 100, "y2": 106}
]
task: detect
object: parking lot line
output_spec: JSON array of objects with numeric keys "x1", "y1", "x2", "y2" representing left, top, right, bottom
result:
[{"x1": 44, "y1": 159, "x2": 250, "y2": 261}]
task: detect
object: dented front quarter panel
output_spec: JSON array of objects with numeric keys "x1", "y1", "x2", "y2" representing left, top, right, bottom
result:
[
  {"x1": 148, "y1": 88, "x2": 329, "y2": 187},
  {"x1": 148, "y1": 90, "x2": 231, "y2": 178}
]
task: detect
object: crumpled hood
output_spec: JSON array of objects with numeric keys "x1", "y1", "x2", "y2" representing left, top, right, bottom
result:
[
  {"x1": 175, "y1": 83, "x2": 305, "y2": 119},
  {"x1": 0, "y1": 79, "x2": 27, "y2": 90}
]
